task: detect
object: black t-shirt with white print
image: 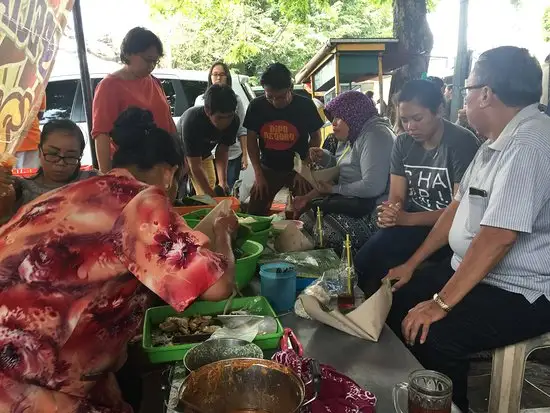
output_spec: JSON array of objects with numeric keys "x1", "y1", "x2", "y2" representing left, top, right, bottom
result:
[
  {"x1": 391, "y1": 120, "x2": 480, "y2": 213},
  {"x1": 243, "y1": 94, "x2": 324, "y2": 171}
]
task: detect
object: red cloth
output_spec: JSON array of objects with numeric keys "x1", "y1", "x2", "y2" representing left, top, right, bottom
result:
[{"x1": 272, "y1": 350, "x2": 376, "y2": 413}]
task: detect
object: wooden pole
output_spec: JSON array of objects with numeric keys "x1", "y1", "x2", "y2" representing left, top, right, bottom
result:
[
  {"x1": 335, "y1": 53, "x2": 341, "y2": 95},
  {"x1": 378, "y1": 53, "x2": 385, "y2": 114}
]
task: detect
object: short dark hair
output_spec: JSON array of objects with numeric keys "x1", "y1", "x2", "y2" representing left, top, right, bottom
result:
[
  {"x1": 120, "y1": 27, "x2": 164, "y2": 64},
  {"x1": 398, "y1": 79, "x2": 445, "y2": 114},
  {"x1": 260, "y1": 63, "x2": 293, "y2": 90},
  {"x1": 111, "y1": 107, "x2": 182, "y2": 170},
  {"x1": 204, "y1": 84, "x2": 237, "y2": 114},
  {"x1": 366, "y1": 91, "x2": 374, "y2": 98},
  {"x1": 427, "y1": 76, "x2": 445, "y2": 91},
  {"x1": 473, "y1": 46, "x2": 542, "y2": 107},
  {"x1": 40, "y1": 119, "x2": 85, "y2": 155},
  {"x1": 207, "y1": 61, "x2": 232, "y2": 88}
]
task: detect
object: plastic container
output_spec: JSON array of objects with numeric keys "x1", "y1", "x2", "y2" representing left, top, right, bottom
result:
[
  {"x1": 234, "y1": 240, "x2": 264, "y2": 289},
  {"x1": 259, "y1": 263, "x2": 297, "y2": 313},
  {"x1": 142, "y1": 296, "x2": 283, "y2": 364},
  {"x1": 248, "y1": 227, "x2": 271, "y2": 247},
  {"x1": 296, "y1": 275, "x2": 317, "y2": 293}
]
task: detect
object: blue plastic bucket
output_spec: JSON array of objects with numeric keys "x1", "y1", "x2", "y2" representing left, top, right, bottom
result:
[{"x1": 259, "y1": 263, "x2": 297, "y2": 313}]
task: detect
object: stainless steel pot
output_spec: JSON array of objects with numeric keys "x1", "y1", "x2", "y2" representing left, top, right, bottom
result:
[{"x1": 176, "y1": 357, "x2": 321, "y2": 413}]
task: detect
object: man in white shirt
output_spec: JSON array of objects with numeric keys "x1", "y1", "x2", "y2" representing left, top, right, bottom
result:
[{"x1": 382, "y1": 46, "x2": 550, "y2": 412}]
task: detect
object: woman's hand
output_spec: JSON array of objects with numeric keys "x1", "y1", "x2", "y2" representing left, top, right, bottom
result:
[
  {"x1": 402, "y1": 299, "x2": 447, "y2": 346},
  {"x1": 384, "y1": 262, "x2": 415, "y2": 292},
  {"x1": 377, "y1": 202, "x2": 400, "y2": 227},
  {"x1": 0, "y1": 166, "x2": 15, "y2": 196},
  {"x1": 214, "y1": 212, "x2": 239, "y2": 238},
  {"x1": 309, "y1": 147, "x2": 325, "y2": 165},
  {"x1": 316, "y1": 180, "x2": 333, "y2": 195},
  {"x1": 241, "y1": 156, "x2": 248, "y2": 170}
]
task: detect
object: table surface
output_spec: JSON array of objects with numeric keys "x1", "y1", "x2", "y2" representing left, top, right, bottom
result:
[{"x1": 167, "y1": 312, "x2": 460, "y2": 412}]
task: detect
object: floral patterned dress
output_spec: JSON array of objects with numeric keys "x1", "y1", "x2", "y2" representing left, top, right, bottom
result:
[{"x1": 0, "y1": 169, "x2": 227, "y2": 413}]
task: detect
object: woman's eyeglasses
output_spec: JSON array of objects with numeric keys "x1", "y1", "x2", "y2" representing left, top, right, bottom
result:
[
  {"x1": 211, "y1": 73, "x2": 227, "y2": 78},
  {"x1": 42, "y1": 152, "x2": 81, "y2": 166}
]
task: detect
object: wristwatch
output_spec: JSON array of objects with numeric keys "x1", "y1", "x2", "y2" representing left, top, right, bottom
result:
[{"x1": 433, "y1": 293, "x2": 452, "y2": 313}]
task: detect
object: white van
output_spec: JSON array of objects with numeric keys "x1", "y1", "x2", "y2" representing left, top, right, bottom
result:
[{"x1": 44, "y1": 69, "x2": 254, "y2": 166}]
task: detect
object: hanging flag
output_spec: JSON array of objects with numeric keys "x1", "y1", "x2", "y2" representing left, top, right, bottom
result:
[{"x1": 0, "y1": 0, "x2": 74, "y2": 156}]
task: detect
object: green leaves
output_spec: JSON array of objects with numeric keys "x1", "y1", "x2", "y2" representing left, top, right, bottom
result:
[
  {"x1": 146, "y1": 0, "x2": 392, "y2": 83},
  {"x1": 544, "y1": 6, "x2": 550, "y2": 43}
]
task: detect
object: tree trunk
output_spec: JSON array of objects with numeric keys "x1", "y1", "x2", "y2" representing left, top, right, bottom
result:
[{"x1": 385, "y1": 0, "x2": 434, "y2": 124}]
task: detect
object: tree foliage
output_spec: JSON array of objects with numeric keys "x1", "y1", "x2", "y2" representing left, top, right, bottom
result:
[
  {"x1": 544, "y1": 6, "x2": 550, "y2": 43},
  {"x1": 146, "y1": 0, "x2": 392, "y2": 83}
]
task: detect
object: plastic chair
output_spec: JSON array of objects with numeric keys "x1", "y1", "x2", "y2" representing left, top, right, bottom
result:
[{"x1": 488, "y1": 332, "x2": 550, "y2": 412}]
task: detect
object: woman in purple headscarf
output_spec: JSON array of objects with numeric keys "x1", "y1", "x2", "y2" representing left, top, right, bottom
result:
[{"x1": 294, "y1": 90, "x2": 395, "y2": 254}]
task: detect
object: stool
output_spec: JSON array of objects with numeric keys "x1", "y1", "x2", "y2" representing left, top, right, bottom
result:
[{"x1": 488, "y1": 332, "x2": 550, "y2": 413}]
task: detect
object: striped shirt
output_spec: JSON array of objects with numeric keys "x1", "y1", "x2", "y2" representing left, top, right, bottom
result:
[{"x1": 448, "y1": 104, "x2": 550, "y2": 303}]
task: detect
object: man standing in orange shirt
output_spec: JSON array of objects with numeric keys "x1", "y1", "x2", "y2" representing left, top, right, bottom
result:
[{"x1": 15, "y1": 95, "x2": 46, "y2": 169}]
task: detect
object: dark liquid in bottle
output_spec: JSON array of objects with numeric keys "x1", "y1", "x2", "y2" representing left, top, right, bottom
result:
[
  {"x1": 408, "y1": 399, "x2": 451, "y2": 413},
  {"x1": 337, "y1": 294, "x2": 355, "y2": 310}
]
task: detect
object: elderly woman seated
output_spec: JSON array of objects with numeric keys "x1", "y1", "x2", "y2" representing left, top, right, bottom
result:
[{"x1": 293, "y1": 90, "x2": 395, "y2": 253}]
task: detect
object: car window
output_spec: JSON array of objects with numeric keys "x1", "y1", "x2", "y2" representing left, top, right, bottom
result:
[
  {"x1": 180, "y1": 80, "x2": 207, "y2": 109},
  {"x1": 43, "y1": 79, "x2": 78, "y2": 123},
  {"x1": 160, "y1": 79, "x2": 177, "y2": 116}
]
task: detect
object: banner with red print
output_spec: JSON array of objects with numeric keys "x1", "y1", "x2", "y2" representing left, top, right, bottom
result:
[
  {"x1": 0, "y1": 0, "x2": 74, "y2": 158},
  {"x1": 260, "y1": 120, "x2": 299, "y2": 151}
]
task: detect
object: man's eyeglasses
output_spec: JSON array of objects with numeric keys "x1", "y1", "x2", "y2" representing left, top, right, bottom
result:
[
  {"x1": 211, "y1": 73, "x2": 227, "y2": 78},
  {"x1": 41, "y1": 151, "x2": 81, "y2": 166},
  {"x1": 461, "y1": 85, "x2": 487, "y2": 98}
]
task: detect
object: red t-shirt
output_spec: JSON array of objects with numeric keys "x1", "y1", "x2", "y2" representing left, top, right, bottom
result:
[{"x1": 91, "y1": 74, "x2": 176, "y2": 139}]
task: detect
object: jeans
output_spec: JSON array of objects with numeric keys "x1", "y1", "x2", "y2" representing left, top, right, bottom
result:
[
  {"x1": 227, "y1": 154, "x2": 242, "y2": 190},
  {"x1": 387, "y1": 260, "x2": 550, "y2": 412},
  {"x1": 354, "y1": 226, "x2": 452, "y2": 295}
]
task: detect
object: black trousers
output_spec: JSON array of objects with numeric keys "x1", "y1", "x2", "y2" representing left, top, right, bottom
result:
[
  {"x1": 354, "y1": 226, "x2": 452, "y2": 295},
  {"x1": 387, "y1": 260, "x2": 550, "y2": 412}
]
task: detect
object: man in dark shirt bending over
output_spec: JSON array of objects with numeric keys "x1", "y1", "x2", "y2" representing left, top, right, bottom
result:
[
  {"x1": 244, "y1": 63, "x2": 324, "y2": 215},
  {"x1": 178, "y1": 84, "x2": 238, "y2": 196}
]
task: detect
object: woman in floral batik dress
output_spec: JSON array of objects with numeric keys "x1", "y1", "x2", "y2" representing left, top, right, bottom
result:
[{"x1": 0, "y1": 108, "x2": 237, "y2": 413}]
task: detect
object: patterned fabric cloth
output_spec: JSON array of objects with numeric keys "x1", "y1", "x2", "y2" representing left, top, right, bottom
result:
[
  {"x1": 0, "y1": 169, "x2": 227, "y2": 412},
  {"x1": 272, "y1": 349, "x2": 376, "y2": 413},
  {"x1": 301, "y1": 209, "x2": 378, "y2": 255}
]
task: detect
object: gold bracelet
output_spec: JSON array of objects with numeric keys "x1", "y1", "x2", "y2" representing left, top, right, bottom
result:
[{"x1": 432, "y1": 293, "x2": 452, "y2": 313}]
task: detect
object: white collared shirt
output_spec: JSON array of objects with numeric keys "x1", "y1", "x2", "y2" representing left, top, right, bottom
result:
[{"x1": 448, "y1": 104, "x2": 550, "y2": 303}]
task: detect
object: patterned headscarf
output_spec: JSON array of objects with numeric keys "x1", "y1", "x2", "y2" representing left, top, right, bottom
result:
[{"x1": 325, "y1": 91, "x2": 379, "y2": 144}]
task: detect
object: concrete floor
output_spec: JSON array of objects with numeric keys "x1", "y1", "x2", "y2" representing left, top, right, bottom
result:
[{"x1": 468, "y1": 349, "x2": 550, "y2": 413}]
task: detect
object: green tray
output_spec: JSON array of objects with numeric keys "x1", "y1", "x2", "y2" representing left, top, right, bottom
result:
[
  {"x1": 142, "y1": 296, "x2": 283, "y2": 364},
  {"x1": 182, "y1": 209, "x2": 272, "y2": 232}
]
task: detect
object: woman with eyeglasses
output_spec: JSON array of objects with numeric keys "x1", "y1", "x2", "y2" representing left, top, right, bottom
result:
[
  {"x1": 0, "y1": 119, "x2": 97, "y2": 223},
  {"x1": 193, "y1": 61, "x2": 248, "y2": 191},
  {"x1": 92, "y1": 27, "x2": 176, "y2": 174}
]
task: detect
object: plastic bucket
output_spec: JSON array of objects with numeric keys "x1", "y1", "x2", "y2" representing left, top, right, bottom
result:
[{"x1": 259, "y1": 263, "x2": 297, "y2": 313}]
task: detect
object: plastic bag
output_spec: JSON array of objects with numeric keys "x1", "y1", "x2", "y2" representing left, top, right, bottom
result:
[{"x1": 258, "y1": 249, "x2": 341, "y2": 279}]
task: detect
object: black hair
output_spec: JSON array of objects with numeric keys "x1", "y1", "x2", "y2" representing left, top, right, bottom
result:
[
  {"x1": 473, "y1": 46, "x2": 542, "y2": 107},
  {"x1": 427, "y1": 76, "x2": 445, "y2": 91},
  {"x1": 260, "y1": 63, "x2": 293, "y2": 90},
  {"x1": 31, "y1": 119, "x2": 85, "y2": 180},
  {"x1": 40, "y1": 119, "x2": 85, "y2": 154},
  {"x1": 204, "y1": 84, "x2": 237, "y2": 115},
  {"x1": 120, "y1": 27, "x2": 164, "y2": 65},
  {"x1": 207, "y1": 61, "x2": 232, "y2": 88},
  {"x1": 398, "y1": 79, "x2": 445, "y2": 114},
  {"x1": 366, "y1": 91, "x2": 374, "y2": 98},
  {"x1": 111, "y1": 107, "x2": 183, "y2": 170}
]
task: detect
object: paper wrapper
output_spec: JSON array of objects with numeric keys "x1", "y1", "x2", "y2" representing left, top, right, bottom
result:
[
  {"x1": 194, "y1": 199, "x2": 232, "y2": 250},
  {"x1": 293, "y1": 154, "x2": 339, "y2": 191},
  {"x1": 298, "y1": 280, "x2": 392, "y2": 342},
  {"x1": 0, "y1": 1, "x2": 74, "y2": 155},
  {"x1": 274, "y1": 222, "x2": 313, "y2": 253}
]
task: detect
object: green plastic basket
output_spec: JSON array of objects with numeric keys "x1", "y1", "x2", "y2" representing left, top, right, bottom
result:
[
  {"x1": 247, "y1": 227, "x2": 270, "y2": 247},
  {"x1": 182, "y1": 209, "x2": 273, "y2": 233},
  {"x1": 142, "y1": 296, "x2": 283, "y2": 364}
]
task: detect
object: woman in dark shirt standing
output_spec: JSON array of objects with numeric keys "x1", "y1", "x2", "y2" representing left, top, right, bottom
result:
[{"x1": 355, "y1": 80, "x2": 480, "y2": 293}]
